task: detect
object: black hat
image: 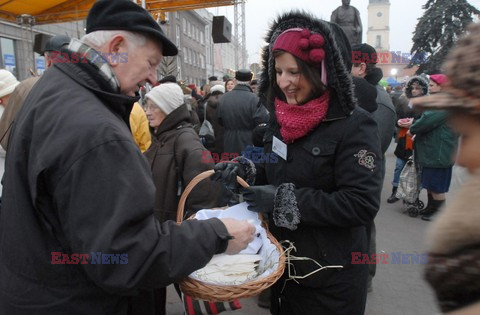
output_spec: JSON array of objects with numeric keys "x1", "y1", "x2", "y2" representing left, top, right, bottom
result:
[
  {"x1": 235, "y1": 69, "x2": 253, "y2": 82},
  {"x1": 208, "y1": 76, "x2": 218, "y2": 81},
  {"x1": 351, "y1": 43, "x2": 378, "y2": 64},
  {"x1": 86, "y1": 0, "x2": 178, "y2": 56},
  {"x1": 42, "y1": 35, "x2": 71, "y2": 56},
  {"x1": 158, "y1": 75, "x2": 177, "y2": 84}
]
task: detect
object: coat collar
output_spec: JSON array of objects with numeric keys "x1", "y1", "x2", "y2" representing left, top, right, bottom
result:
[{"x1": 153, "y1": 104, "x2": 192, "y2": 137}]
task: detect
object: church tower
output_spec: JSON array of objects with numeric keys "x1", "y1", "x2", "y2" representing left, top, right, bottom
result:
[{"x1": 367, "y1": 0, "x2": 390, "y2": 51}]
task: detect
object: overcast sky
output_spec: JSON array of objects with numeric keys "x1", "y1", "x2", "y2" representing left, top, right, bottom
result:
[{"x1": 208, "y1": 0, "x2": 480, "y2": 64}]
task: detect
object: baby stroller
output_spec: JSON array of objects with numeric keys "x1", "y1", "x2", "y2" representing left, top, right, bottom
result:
[{"x1": 395, "y1": 156, "x2": 425, "y2": 217}]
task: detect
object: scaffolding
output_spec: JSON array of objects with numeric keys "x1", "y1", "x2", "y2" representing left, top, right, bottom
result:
[{"x1": 234, "y1": 0, "x2": 247, "y2": 70}]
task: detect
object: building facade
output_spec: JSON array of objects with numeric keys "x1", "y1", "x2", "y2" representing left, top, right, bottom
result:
[
  {"x1": 367, "y1": 0, "x2": 390, "y2": 52},
  {"x1": 0, "y1": 19, "x2": 85, "y2": 80}
]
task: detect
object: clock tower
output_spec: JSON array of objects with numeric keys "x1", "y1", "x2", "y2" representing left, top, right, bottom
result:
[{"x1": 367, "y1": 0, "x2": 390, "y2": 51}]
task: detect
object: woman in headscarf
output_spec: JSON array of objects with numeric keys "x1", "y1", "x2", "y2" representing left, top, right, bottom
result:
[
  {"x1": 213, "y1": 11, "x2": 382, "y2": 314},
  {"x1": 408, "y1": 74, "x2": 457, "y2": 221}
]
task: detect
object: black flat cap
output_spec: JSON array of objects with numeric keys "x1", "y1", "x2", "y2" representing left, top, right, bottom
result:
[
  {"x1": 158, "y1": 75, "x2": 177, "y2": 84},
  {"x1": 86, "y1": 0, "x2": 178, "y2": 56},
  {"x1": 208, "y1": 76, "x2": 218, "y2": 81},
  {"x1": 352, "y1": 43, "x2": 378, "y2": 64},
  {"x1": 235, "y1": 69, "x2": 253, "y2": 82},
  {"x1": 43, "y1": 35, "x2": 71, "y2": 55}
]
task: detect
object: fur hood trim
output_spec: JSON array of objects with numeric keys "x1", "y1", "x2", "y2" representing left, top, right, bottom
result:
[
  {"x1": 405, "y1": 75, "x2": 429, "y2": 98},
  {"x1": 258, "y1": 11, "x2": 356, "y2": 116}
]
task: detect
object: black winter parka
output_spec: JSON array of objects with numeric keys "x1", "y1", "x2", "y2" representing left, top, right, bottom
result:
[{"x1": 0, "y1": 52, "x2": 230, "y2": 314}]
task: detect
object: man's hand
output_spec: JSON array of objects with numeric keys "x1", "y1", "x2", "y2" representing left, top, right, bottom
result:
[{"x1": 220, "y1": 218, "x2": 256, "y2": 255}]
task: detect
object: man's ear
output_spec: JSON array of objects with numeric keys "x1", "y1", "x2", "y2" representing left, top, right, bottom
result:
[
  {"x1": 360, "y1": 63, "x2": 367, "y2": 76},
  {"x1": 105, "y1": 35, "x2": 127, "y2": 67},
  {"x1": 44, "y1": 55, "x2": 53, "y2": 68}
]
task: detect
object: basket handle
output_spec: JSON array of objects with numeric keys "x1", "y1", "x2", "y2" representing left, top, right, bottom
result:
[{"x1": 176, "y1": 170, "x2": 250, "y2": 223}]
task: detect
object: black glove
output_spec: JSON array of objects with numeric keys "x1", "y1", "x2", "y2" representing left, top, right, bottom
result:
[
  {"x1": 241, "y1": 185, "x2": 276, "y2": 213},
  {"x1": 211, "y1": 161, "x2": 247, "y2": 191}
]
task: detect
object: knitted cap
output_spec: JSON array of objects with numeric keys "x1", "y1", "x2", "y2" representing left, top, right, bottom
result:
[
  {"x1": 0, "y1": 70, "x2": 20, "y2": 98},
  {"x1": 273, "y1": 28, "x2": 326, "y2": 65},
  {"x1": 429, "y1": 74, "x2": 448, "y2": 86},
  {"x1": 146, "y1": 83, "x2": 184, "y2": 115},
  {"x1": 272, "y1": 28, "x2": 327, "y2": 85},
  {"x1": 86, "y1": 0, "x2": 178, "y2": 56},
  {"x1": 210, "y1": 84, "x2": 225, "y2": 94}
]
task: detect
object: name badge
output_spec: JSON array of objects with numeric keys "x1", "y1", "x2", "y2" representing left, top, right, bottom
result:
[{"x1": 272, "y1": 136, "x2": 287, "y2": 161}]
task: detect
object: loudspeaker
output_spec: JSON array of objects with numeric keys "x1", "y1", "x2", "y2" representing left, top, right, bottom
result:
[
  {"x1": 212, "y1": 16, "x2": 232, "y2": 43},
  {"x1": 34, "y1": 34, "x2": 52, "y2": 55}
]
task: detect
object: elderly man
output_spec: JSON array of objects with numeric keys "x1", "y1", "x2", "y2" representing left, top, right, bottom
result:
[{"x1": 0, "y1": 1, "x2": 254, "y2": 314}]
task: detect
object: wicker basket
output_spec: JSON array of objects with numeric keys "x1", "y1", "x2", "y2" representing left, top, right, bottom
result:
[{"x1": 176, "y1": 170, "x2": 286, "y2": 302}]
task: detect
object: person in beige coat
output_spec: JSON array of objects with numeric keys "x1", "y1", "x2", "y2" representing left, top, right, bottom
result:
[{"x1": 412, "y1": 22, "x2": 480, "y2": 314}]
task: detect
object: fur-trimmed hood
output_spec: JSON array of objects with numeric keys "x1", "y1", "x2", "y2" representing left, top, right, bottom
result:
[
  {"x1": 258, "y1": 11, "x2": 356, "y2": 118},
  {"x1": 405, "y1": 75, "x2": 429, "y2": 99},
  {"x1": 426, "y1": 170, "x2": 480, "y2": 255}
]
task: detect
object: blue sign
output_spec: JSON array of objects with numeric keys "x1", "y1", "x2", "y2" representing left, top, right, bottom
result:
[
  {"x1": 3, "y1": 54, "x2": 15, "y2": 66},
  {"x1": 36, "y1": 58, "x2": 45, "y2": 70}
]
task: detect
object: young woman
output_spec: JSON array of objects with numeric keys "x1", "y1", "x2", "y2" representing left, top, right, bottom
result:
[
  {"x1": 214, "y1": 11, "x2": 383, "y2": 314},
  {"x1": 225, "y1": 78, "x2": 235, "y2": 92}
]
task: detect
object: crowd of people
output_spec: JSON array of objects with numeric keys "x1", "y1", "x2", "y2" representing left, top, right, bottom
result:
[{"x1": 0, "y1": 0, "x2": 479, "y2": 314}]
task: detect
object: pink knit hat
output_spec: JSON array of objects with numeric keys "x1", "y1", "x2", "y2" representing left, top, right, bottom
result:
[
  {"x1": 429, "y1": 74, "x2": 448, "y2": 86},
  {"x1": 273, "y1": 28, "x2": 327, "y2": 85}
]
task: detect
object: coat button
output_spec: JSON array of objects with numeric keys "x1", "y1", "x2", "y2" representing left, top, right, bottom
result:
[{"x1": 312, "y1": 147, "x2": 321, "y2": 156}]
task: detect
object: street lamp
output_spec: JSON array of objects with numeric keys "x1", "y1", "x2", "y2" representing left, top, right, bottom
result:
[{"x1": 391, "y1": 68, "x2": 398, "y2": 81}]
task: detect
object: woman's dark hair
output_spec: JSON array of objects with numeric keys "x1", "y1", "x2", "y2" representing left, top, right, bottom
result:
[{"x1": 267, "y1": 50, "x2": 327, "y2": 111}]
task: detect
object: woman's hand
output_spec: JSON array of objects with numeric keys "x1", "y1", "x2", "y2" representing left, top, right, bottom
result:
[
  {"x1": 398, "y1": 117, "x2": 413, "y2": 128},
  {"x1": 211, "y1": 161, "x2": 246, "y2": 191},
  {"x1": 241, "y1": 185, "x2": 277, "y2": 213}
]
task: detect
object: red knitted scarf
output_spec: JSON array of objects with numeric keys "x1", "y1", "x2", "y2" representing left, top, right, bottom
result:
[{"x1": 275, "y1": 92, "x2": 329, "y2": 143}]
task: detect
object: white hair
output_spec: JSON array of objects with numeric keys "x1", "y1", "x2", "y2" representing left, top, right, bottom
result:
[{"x1": 81, "y1": 30, "x2": 147, "y2": 50}]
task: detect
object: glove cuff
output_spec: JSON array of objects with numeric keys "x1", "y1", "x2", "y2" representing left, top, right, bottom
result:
[
  {"x1": 273, "y1": 183, "x2": 301, "y2": 230},
  {"x1": 232, "y1": 156, "x2": 256, "y2": 186}
]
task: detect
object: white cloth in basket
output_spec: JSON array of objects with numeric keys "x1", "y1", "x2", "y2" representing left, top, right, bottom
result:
[{"x1": 191, "y1": 202, "x2": 280, "y2": 285}]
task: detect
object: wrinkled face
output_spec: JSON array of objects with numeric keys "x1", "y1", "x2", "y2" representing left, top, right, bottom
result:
[
  {"x1": 145, "y1": 99, "x2": 166, "y2": 129},
  {"x1": 112, "y1": 37, "x2": 163, "y2": 96},
  {"x1": 429, "y1": 81, "x2": 441, "y2": 94},
  {"x1": 450, "y1": 113, "x2": 480, "y2": 173},
  {"x1": 410, "y1": 82, "x2": 424, "y2": 97},
  {"x1": 275, "y1": 52, "x2": 313, "y2": 105},
  {"x1": 226, "y1": 80, "x2": 235, "y2": 92}
]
